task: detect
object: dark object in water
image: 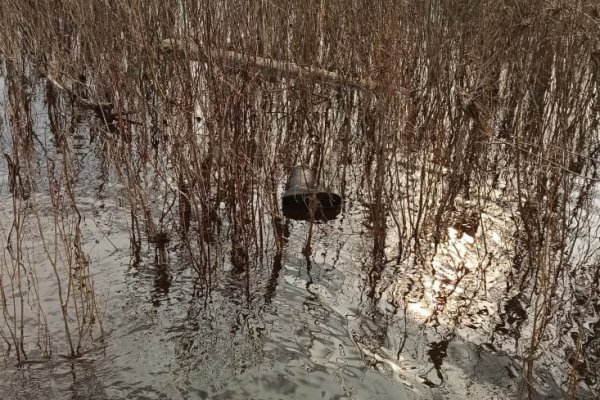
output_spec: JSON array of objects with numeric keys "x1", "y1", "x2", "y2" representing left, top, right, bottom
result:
[{"x1": 282, "y1": 167, "x2": 342, "y2": 221}]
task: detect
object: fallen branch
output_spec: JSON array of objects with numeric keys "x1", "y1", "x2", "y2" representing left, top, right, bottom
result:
[
  {"x1": 160, "y1": 38, "x2": 376, "y2": 91},
  {"x1": 40, "y1": 67, "x2": 114, "y2": 115}
]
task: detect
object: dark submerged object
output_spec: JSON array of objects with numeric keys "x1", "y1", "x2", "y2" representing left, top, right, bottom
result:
[{"x1": 281, "y1": 167, "x2": 342, "y2": 221}]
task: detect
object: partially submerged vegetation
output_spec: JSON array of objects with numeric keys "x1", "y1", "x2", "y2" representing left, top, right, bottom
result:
[{"x1": 0, "y1": 1, "x2": 599, "y2": 398}]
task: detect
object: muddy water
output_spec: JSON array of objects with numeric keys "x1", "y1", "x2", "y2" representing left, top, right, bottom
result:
[{"x1": 0, "y1": 78, "x2": 595, "y2": 400}]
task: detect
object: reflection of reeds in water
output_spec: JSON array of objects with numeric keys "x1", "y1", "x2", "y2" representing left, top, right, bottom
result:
[
  {"x1": 0, "y1": 0, "x2": 599, "y2": 397},
  {"x1": 0, "y1": 58, "x2": 101, "y2": 362}
]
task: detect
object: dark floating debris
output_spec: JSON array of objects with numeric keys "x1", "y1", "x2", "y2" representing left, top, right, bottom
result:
[{"x1": 281, "y1": 167, "x2": 342, "y2": 221}]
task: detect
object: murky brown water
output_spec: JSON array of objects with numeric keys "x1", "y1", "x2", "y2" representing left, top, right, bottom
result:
[{"x1": 0, "y1": 72, "x2": 598, "y2": 400}]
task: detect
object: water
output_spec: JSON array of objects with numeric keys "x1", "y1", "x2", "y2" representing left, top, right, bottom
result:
[
  {"x1": 0, "y1": 74, "x2": 597, "y2": 400},
  {"x1": 0, "y1": 195, "x2": 414, "y2": 399},
  {"x1": 0, "y1": 188, "x2": 557, "y2": 399}
]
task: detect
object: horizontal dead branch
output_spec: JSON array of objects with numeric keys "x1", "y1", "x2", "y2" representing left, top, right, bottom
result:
[
  {"x1": 160, "y1": 38, "x2": 376, "y2": 91},
  {"x1": 40, "y1": 68, "x2": 114, "y2": 115},
  {"x1": 42, "y1": 69, "x2": 142, "y2": 132}
]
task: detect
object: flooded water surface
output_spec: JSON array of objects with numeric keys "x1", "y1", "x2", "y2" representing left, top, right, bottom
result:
[
  {"x1": 0, "y1": 79, "x2": 595, "y2": 400},
  {"x1": 0, "y1": 3, "x2": 599, "y2": 398}
]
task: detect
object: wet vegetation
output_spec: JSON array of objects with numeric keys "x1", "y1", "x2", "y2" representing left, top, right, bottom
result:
[{"x1": 0, "y1": 1, "x2": 599, "y2": 398}]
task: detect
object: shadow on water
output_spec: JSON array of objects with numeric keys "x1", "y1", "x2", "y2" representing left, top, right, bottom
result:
[{"x1": 422, "y1": 338, "x2": 451, "y2": 388}]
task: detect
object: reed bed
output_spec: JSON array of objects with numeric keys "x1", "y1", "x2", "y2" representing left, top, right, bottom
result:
[{"x1": 0, "y1": 0, "x2": 599, "y2": 397}]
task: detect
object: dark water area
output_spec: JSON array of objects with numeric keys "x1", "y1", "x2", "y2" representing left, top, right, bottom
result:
[{"x1": 0, "y1": 75, "x2": 598, "y2": 400}]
